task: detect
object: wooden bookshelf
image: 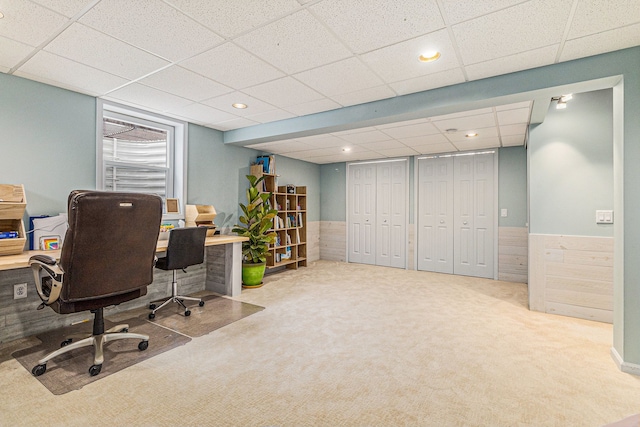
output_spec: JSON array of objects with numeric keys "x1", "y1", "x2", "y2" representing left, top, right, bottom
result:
[{"x1": 260, "y1": 173, "x2": 307, "y2": 270}]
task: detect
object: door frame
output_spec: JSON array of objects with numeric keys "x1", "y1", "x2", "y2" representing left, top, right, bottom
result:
[
  {"x1": 413, "y1": 150, "x2": 499, "y2": 279},
  {"x1": 346, "y1": 157, "x2": 410, "y2": 269}
]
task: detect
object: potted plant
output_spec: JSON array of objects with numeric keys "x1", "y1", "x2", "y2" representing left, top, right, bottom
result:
[{"x1": 232, "y1": 174, "x2": 278, "y2": 288}]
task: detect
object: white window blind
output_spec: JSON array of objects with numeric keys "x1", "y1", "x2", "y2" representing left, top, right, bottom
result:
[{"x1": 97, "y1": 101, "x2": 187, "y2": 218}]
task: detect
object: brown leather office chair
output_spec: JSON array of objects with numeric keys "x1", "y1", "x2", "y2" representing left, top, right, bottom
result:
[
  {"x1": 148, "y1": 226, "x2": 208, "y2": 319},
  {"x1": 29, "y1": 190, "x2": 162, "y2": 377}
]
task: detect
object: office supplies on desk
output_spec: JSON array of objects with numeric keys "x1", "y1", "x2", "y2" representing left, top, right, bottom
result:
[{"x1": 32, "y1": 214, "x2": 68, "y2": 250}]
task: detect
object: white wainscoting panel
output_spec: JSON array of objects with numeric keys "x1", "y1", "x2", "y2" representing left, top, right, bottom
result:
[
  {"x1": 528, "y1": 233, "x2": 613, "y2": 323},
  {"x1": 320, "y1": 221, "x2": 346, "y2": 262},
  {"x1": 498, "y1": 227, "x2": 528, "y2": 283}
]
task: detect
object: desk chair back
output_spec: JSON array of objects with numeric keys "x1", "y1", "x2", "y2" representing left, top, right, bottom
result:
[
  {"x1": 58, "y1": 190, "x2": 163, "y2": 311},
  {"x1": 157, "y1": 226, "x2": 208, "y2": 271}
]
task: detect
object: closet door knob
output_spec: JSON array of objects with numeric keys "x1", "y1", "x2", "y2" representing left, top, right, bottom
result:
[
  {"x1": 440, "y1": 220, "x2": 444, "y2": 224},
  {"x1": 463, "y1": 221, "x2": 468, "y2": 225}
]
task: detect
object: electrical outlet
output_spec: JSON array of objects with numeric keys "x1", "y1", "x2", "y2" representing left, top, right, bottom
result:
[{"x1": 14, "y1": 283, "x2": 27, "y2": 299}]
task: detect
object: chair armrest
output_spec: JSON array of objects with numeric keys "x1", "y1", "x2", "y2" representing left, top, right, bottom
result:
[{"x1": 29, "y1": 255, "x2": 64, "y2": 306}]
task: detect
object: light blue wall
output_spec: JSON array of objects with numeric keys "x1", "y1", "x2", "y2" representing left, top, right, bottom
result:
[
  {"x1": 529, "y1": 89, "x2": 613, "y2": 236},
  {"x1": 499, "y1": 146, "x2": 528, "y2": 227},
  {"x1": 188, "y1": 123, "x2": 261, "y2": 230},
  {"x1": 0, "y1": 73, "x2": 96, "y2": 216},
  {"x1": 0, "y1": 72, "x2": 318, "y2": 231},
  {"x1": 265, "y1": 155, "x2": 320, "y2": 222},
  {"x1": 319, "y1": 162, "x2": 346, "y2": 221}
]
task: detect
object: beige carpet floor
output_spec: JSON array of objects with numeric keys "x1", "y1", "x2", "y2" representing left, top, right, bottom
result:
[{"x1": 0, "y1": 260, "x2": 639, "y2": 426}]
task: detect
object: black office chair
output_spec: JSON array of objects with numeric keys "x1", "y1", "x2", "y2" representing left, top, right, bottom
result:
[
  {"x1": 148, "y1": 226, "x2": 208, "y2": 319},
  {"x1": 29, "y1": 190, "x2": 162, "y2": 377}
]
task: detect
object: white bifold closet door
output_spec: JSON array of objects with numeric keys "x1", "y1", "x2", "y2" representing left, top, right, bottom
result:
[
  {"x1": 348, "y1": 160, "x2": 407, "y2": 268},
  {"x1": 417, "y1": 152, "x2": 495, "y2": 279}
]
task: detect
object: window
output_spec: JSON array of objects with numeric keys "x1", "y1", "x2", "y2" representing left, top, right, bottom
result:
[{"x1": 97, "y1": 101, "x2": 187, "y2": 219}]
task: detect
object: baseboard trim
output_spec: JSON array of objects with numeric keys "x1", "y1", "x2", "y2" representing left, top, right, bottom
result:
[{"x1": 611, "y1": 347, "x2": 640, "y2": 376}]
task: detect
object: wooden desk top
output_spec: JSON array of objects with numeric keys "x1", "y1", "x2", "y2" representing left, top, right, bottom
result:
[{"x1": 0, "y1": 234, "x2": 247, "y2": 271}]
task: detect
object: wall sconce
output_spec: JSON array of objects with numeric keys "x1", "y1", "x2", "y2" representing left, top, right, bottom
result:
[{"x1": 552, "y1": 94, "x2": 572, "y2": 110}]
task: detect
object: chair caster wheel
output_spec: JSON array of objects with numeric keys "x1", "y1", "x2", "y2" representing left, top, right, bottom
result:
[
  {"x1": 199, "y1": 300, "x2": 205, "y2": 307},
  {"x1": 149, "y1": 303, "x2": 156, "y2": 310},
  {"x1": 32, "y1": 364, "x2": 46, "y2": 377},
  {"x1": 89, "y1": 364, "x2": 102, "y2": 376},
  {"x1": 138, "y1": 340, "x2": 149, "y2": 351},
  {"x1": 185, "y1": 310, "x2": 191, "y2": 317},
  {"x1": 148, "y1": 312, "x2": 155, "y2": 320},
  {"x1": 120, "y1": 327, "x2": 129, "y2": 333},
  {"x1": 61, "y1": 338, "x2": 73, "y2": 347}
]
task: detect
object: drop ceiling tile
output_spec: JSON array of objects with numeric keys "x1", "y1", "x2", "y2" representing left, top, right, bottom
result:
[
  {"x1": 430, "y1": 107, "x2": 493, "y2": 121},
  {"x1": 452, "y1": 0, "x2": 572, "y2": 65},
  {"x1": 568, "y1": 0, "x2": 640, "y2": 39},
  {"x1": 310, "y1": 0, "x2": 444, "y2": 53},
  {"x1": 495, "y1": 101, "x2": 531, "y2": 111},
  {"x1": 330, "y1": 85, "x2": 397, "y2": 107},
  {"x1": 432, "y1": 113, "x2": 496, "y2": 133},
  {"x1": 294, "y1": 57, "x2": 385, "y2": 97},
  {"x1": 286, "y1": 147, "x2": 342, "y2": 159},
  {"x1": 138, "y1": 66, "x2": 232, "y2": 102},
  {"x1": 249, "y1": 140, "x2": 314, "y2": 153},
  {"x1": 413, "y1": 142, "x2": 458, "y2": 155},
  {"x1": 439, "y1": 0, "x2": 525, "y2": 25},
  {"x1": 497, "y1": 107, "x2": 530, "y2": 126},
  {"x1": 380, "y1": 122, "x2": 440, "y2": 139},
  {"x1": 346, "y1": 151, "x2": 386, "y2": 162},
  {"x1": 500, "y1": 123, "x2": 528, "y2": 136},
  {"x1": 283, "y1": 98, "x2": 342, "y2": 116},
  {"x1": 180, "y1": 43, "x2": 284, "y2": 90},
  {"x1": 243, "y1": 77, "x2": 324, "y2": 108},
  {"x1": 446, "y1": 127, "x2": 498, "y2": 142},
  {"x1": 360, "y1": 30, "x2": 460, "y2": 83},
  {"x1": 235, "y1": 10, "x2": 352, "y2": 74},
  {"x1": 360, "y1": 140, "x2": 407, "y2": 151},
  {"x1": 209, "y1": 117, "x2": 259, "y2": 131},
  {"x1": 452, "y1": 137, "x2": 501, "y2": 151},
  {"x1": 202, "y1": 92, "x2": 276, "y2": 116},
  {"x1": 465, "y1": 45, "x2": 558, "y2": 81},
  {"x1": 501, "y1": 135, "x2": 525, "y2": 146},
  {"x1": 32, "y1": 0, "x2": 91, "y2": 17},
  {"x1": 560, "y1": 23, "x2": 640, "y2": 62},
  {"x1": 372, "y1": 147, "x2": 419, "y2": 157},
  {"x1": 338, "y1": 130, "x2": 392, "y2": 144},
  {"x1": 14, "y1": 50, "x2": 128, "y2": 96},
  {"x1": 399, "y1": 133, "x2": 449, "y2": 147},
  {"x1": 299, "y1": 154, "x2": 350, "y2": 164},
  {"x1": 390, "y1": 68, "x2": 465, "y2": 95},
  {"x1": 166, "y1": 102, "x2": 237, "y2": 125},
  {"x1": 44, "y1": 23, "x2": 170, "y2": 80},
  {"x1": 0, "y1": 0, "x2": 68, "y2": 46},
  {"x1": 245, "y1": 109, "x2": 297, "y2": 124},
  {"x1": 376, "y1": 118, "x2": 429, "y2": 130},
  {"x1": 165, "y1": 0, "x2": 300, "y2": 38},
  {"x1": 299, "y1": 134, "x2": 348, "y2": 148},
  {"x1": 79, "y1": 0, "x2": 223, "y2": 61},
  {"x1": 106, "y1": 83, "x2": 193, "y2": 112},
  {"x1": 0, "y1": 35, "x2": 33, "y2": 70}
]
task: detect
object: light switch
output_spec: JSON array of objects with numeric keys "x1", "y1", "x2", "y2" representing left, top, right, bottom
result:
[
  {"x1": 596, "y1": 210, "x2": 614, "y2": 224},
  {"x1": 501, "y1": 209, "x2": 508, "y2": 217}
]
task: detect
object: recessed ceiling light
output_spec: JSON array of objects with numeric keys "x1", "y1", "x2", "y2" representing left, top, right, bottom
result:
[
  {"x1": 0, "y1": 11, "x2": 4, "y2": 19},
  {"x1": 342, "y1": 147, "x2": 351, "y2": 152},
  {"x1": 465, "y1": 133, "x2": 478, "y2": 138},
  {"x1": 232, "y1": 103, "x2": 247, "y2": 109},
  {"x1": 419, "y1": 51, "x2": 441, "y2": 63}
]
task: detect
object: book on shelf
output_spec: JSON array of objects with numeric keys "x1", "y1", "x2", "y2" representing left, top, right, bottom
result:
[
  {"x1": 295, "y1": 228, "x2": 300, "y2": 244},
  {"x1": 297, "y1": 212, "x2": 303, "y2": 227},
  {"x1": 286, "y1": 233, "x2": 292, "y2": 245}
]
